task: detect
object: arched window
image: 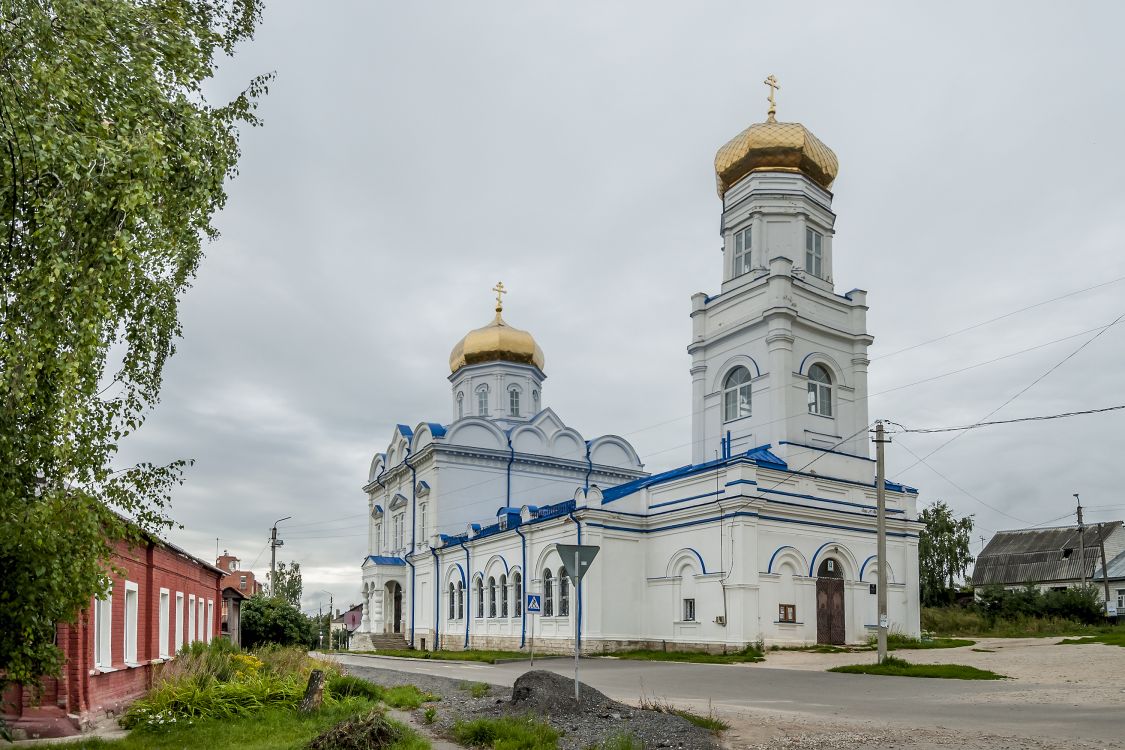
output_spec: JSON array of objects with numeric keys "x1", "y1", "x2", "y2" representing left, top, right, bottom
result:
[
  {"x1": 457, "y1": 580, "x2": 464, "y2": 619},
  {"x1": 474, "y1": 577, "x2": 483, "y2": 618},
  {"x1": 487, "y1": 576, "x2": 497, "y2": 618},
  {"x1": 448, "y1": 582, "x2": 455, "y2": 620},
  {"x1": 558, "y1": 568, "x2": 570, "y2": 617},
  {"x1": 532, "y1": 390, "x2": 540, "y2": 413},
  {"x1": 542, "y1": 569, "x2": 554, "y2": 617},
  {"x1": 500, "y1": 574, "x2": 509, "y2": 617},
  {"x1": 723, "y1": 367, "x2": 752, "y2": 422},
  {"x1": 476, "y1": 386, "x2": 489, "y2": 417},
  {"x1": 512, "y1": 572, "x2": 523, "y2": 617},
  {"x1": 456, "y1": 392, "x2": 464, "y2": 419},
  {"x1": 508, "y1": 387, "x2": 521, "y2": 417},
  {"x1": 808, "y1": 364, "x2": 833, "y2": 417}
]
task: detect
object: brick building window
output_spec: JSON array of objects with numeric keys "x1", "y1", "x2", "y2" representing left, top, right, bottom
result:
[
  {"x1": 123, "y1": 580, "x2": 139, "y2": 664},
  {"x1": 158, "y1": 589, "x2": 170, "y2": 658},
  {"x1": 240, "y1": 575, "x2": 247, "y2": 591},
  {"x1": 188, "y1": 594, "x2": 196, "y2": 643},
  {"x1": 206, "y1": 600, "x2": 214, "y2": 643},
  {"x1": 175, "y1": 592, "x2": 184, "y2": 651},
  {"x1": 197, "y1": 598, "x2": 205, "y2": 641},
  {"x1": 779, "y1": 604, "x2": 797, "y2": 623},
  {"x1": 93, "y1": 589, "x2": 112, "y2": 668}
]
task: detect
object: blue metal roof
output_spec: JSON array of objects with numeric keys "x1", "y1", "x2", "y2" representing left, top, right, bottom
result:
[
  {"x1": 396, "y1": 424, "x2": 414, "y2": 439},
  {"x1": 601, "y1": 445, "x2": 788, "y2": 504},
  {"x1": 427, "y1": 422, "x2": 447, "y2": 437},
  {"x1": 366, "y1": 555, "x2": 406, "y2": 566}
]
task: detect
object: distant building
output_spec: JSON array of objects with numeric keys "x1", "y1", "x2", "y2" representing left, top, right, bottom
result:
[
  {"x1": 332, "y1": 604, "x2": 364, "y2": 634},
  {"x1": 2, "y1": 532, "x2": 222, "y2": 738},
  {"x1": 972, "y1": 522, "x2": 1125, "y2": 611},
  {"x1": 216, "y1": 550, "x2": 264, "y2": 596}
]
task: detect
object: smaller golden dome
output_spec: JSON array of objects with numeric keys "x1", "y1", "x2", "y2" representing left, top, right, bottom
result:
[{"x1": 449, "y1": 283, "x2": 545, "y2": 374}]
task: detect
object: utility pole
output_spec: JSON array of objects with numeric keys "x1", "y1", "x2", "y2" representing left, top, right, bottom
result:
[
  {"x1": 979, "y1": 535, "x2": 987, "y2": 553},
  {"x1": 270, "y1": 516, "x2": 292, "y2": 594},
  {"x1": 1075, "y1": 495, "x2": 1086, "y2": 587},
  {"x1": 1097, "y1": 523, "x2": 1111, "y2": 615},
  {"x1": 874, "y1": 421, "x2": 889, "y2": 664}
]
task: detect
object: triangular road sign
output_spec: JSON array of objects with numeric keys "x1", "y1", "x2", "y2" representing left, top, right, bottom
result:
[{"x1": 556, "y1": 543, "x2": 599, "y2": 582}]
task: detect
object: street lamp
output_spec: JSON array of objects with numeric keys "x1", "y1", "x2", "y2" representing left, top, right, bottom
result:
[
  {"x1": 319, "y1": 590, "x2": 335, "y2": 650},
  {"x1": 269, "y1": 516, "x2": 292, "y2": 593}
]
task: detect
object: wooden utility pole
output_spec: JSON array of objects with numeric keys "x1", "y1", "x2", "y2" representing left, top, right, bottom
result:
[
  {"x1": 874, "y1": 421, "x2": 888, "y2": 664},
  {"x1": 1097, "y1": 523, "x2": 1112, "y2": 614},
  {"x1": 270, "y1": 515, "x2": 291, "y2": 594},
  {"x1": 1075, "y1": 495, "x2": 1086, "y2": 587}
]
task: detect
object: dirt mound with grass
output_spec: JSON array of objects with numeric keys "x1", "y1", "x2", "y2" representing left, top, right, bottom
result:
[{"x1": 306, "y1": 707, "x2": 408, "y2": 750}]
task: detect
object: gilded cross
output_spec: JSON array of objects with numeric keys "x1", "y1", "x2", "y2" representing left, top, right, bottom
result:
[
  {"x1": 764, "y1": 74, "x2": 780, "y2": 121},
  {"x1": 492, "y1": 281, "x2": 507, "y2": 312}
]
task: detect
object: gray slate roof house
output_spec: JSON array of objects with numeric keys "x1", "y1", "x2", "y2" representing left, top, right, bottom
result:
[{"x1": 972, "y1": 522, "x2": 1125, "y2": 595}]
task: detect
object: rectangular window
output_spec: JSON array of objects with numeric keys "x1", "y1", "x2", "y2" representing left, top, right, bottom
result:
[
  {"x1": 197, "y1": 599, "x2": 205, "y2": 641},
  {"x1": 733, "y1": 226, "x2": 752, "y2": 277},
  {"x1": 477, "y1": 389, "x2": 489, "y2": 417},
  {"x1": 682, "y1": 598, "x2": 696, "y2": 622},
  {"x1": 124, "y1": 581, "x2": 139, "y2": 664},
  {"x1": 94, "y1": 588, "x2": 113, "y2": 668},
  {"x1": 188, "y1": 594, "x2": 196, "y2": 643},
  {"x1": 779, "y1": 604, "x2": 797, "y2": 623},
  {"x1": 206, "y1": 600, "x2": 214, "y2": 643},
  {"x1": 1117, "y1": 589, "x2": 1125, "y2": 609},
  {"x1": 509, "y1": 389, "x2": 520, "y2": 417},
  {"x1": 175, "y1": 592, "x2": 184, "y2": 651},
  {"x1": 158, "y1": 589, "x2": 170, "y2": 658},
  {"x1": 240, "y1": 575, "x2": 247, "y2": 590},
  {"x1": 805, "y1": 228, "x2": 823, "y2": 278},
  {"x1": 419, "y1": 504, "x2": 427, "y2": 543}
]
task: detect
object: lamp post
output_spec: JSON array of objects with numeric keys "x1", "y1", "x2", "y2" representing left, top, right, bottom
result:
[
  {"x1": 269, "y1": 516, "x2": 292, "y2": 594},
  {"x1": 320, "y1": 590, "x2": 335, "y2": 649}
]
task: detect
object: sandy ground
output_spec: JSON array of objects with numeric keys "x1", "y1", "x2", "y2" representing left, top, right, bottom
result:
[{"x1": 719, "y1": 637, "x2": 1125, "y2": 749}]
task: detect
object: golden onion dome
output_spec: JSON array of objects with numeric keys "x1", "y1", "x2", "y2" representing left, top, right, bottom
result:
[
  {"x1": 714, "y1": 76, "x2": 838, "y2": 196},
  {"x1": 449, "y1": 283, "x2": 545, "y2": 374}
]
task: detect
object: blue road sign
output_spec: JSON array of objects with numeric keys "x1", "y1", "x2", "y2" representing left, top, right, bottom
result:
[{"x1": 526, "y1": 593, "x2": 542, "y2": 613}]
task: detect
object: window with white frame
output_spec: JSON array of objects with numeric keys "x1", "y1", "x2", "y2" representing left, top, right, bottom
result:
[
  {"x1": 207, "y1": 600, "x2": 214, "y2": 643},
  {"x1": 500, "y1": 574, "x2": 509, "y2": 617},
  {"x1": 122, "y1": 581, "x2": 139, "y2": 663},
  {"x1": 448, "y1": 583, "x2": 456, "y2": 620},
  {"x1": 197, "y1": 598, "x2": 205, "y2": 641},
  {"x1": 807, "y1": 364, "x2": 833, "y2": 417},
  {"x1": 418, "y1": 503, "x2": 427, "y2": 543},
  {"x1": 475, "y1": 577, "x2": 484, "y2": 617},
  {"x1": 188, "y1": 594, "x2": 197, "y2": 643},
  {"x1": 682, "y1": 598, "x2": 696, "y2": 622},
  {"x1": 513, "y1": 572, "x2": 523, "y2": 617},
  {"x1": 558, "y1": 568, "x2": 570, "y2": 617},
  {"x1": 457, "y1": 392, "x2": 464, "y2": 419},
  {"x1": 733, "y1": 226, "x2": 752, "y2": 277},
  {"x1": 532, "y1": 390, "x2": 540, "y2": 413},
  {"x1": 543, "y1": 569, "x2": 554, "y2": 617},
  {"x1": 158, "y1": 589, "x2": 170, "y2": 658},
  {"x1": 509, "y1": 387, "x2": 520, "y2": 417},
  {"x1": 1118, "y1": 589, "x2": 1125, "y2": 610},
  {"x1": 239, "y1": 575, "x2": 247, "y2": 591},
  {"x1": 488, "y1": 576, "x2": 497, "y2": 618},
  {"x1": 722, "y1": 366, "x2": 752, "y2": 422},
  {"x1": 94, "y1": 588, "x2": 113, "y2": 668},
  {"x1": 477, "y1": 386, "x2": 489, "y2": 417},
  {"x1": 457, "y1": 580, "x2": 465, "y2": 619},
  {"x1": 393, "y1": 514, "x2": 404, "y2": 550},
  {"x1": 805, "y1": 227, "x2": 823, "y2": 278},
  {"x1": 175, "y1": 592, "x2": 184, "y2": 651}
]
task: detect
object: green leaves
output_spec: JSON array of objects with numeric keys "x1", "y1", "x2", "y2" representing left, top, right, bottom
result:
[
  {"x1": 1, "y1": 0, "x2": 267, "y2": 688},
  {"x1": 918, "y1": 501, "x2": 975, "y2": 606}
]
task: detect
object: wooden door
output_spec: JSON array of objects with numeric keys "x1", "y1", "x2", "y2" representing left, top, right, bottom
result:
[
  {"x1": 392, "y1": 584, "x2": 403, "y2": 634},
  {"x1": 816, "y1": 577, "x2": 845, "y2": 645}
]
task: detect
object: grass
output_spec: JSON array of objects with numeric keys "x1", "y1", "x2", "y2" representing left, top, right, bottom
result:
[
  {"x1": 886, "y1": 634, "x2": 975, "y2": 650},
  {"x1": 460, "y1": 681, "x2": 491, "y2": 698},
  {"x1": 922, "y1": 607, "x2": 1119, "y2": 638},
  {"x1": 829, "y1": 656, "x2": 1006, "y2": 680},
  {"x1": 347, "y1": 648, "x2": 531, "y2": 664},
  {"x1": 607, "y1": 645, "x2": 763, "y2": 664},
  {"x1": 638, "y1": 696, "x2": 729, "y2": 733},
  {"x1": 1058, "y1": 631, "x2": 1125, "y2": 648},
  {"x1": 776, "y1": 644, "x2": 857, "y2": 654},
  {"x1": 452, "y1": 715, "x2": 560, "y2": 750},
  {"x1": 326, "y1": 674, "x2": 439, "y2": 708},
  {"x1": 592, "y1": 733, "x2": 644, "y2": 750},
  {"x1": 46, "y1": 700, "x2": 429, "y2": 750}
]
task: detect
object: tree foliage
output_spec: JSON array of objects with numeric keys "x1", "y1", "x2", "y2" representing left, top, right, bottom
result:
[
  {"x1": 0, "y1": 0, "x2": 268, "y2": 688},
  {"x1": 240, "y1": 595, "x2": 310, "y2": 650},
  {"x1": 269, "y1": 560, "x2": 302, "y2": 608},
  {"x1": 976, "y1": 584, "x2": 1103, "y2": 625},
  {"x1": 918, "y1": 500, "x2": 975, "y2": 606}
]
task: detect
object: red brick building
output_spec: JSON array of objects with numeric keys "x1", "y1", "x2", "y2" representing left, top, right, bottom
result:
[
  {"x1": 216, "y1": 550, "x2": 264, "y2": 596},
  {"x1": 2, "y1": 533, "x2": 223, "y2": 738}
]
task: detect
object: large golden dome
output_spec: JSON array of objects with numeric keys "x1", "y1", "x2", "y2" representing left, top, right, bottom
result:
[
  {"x1": 449, "y1": 284, "x2": 545, "y2": 374},
  {"x1": 714, "y1": 77, "x2": 837, "y2": 196}
]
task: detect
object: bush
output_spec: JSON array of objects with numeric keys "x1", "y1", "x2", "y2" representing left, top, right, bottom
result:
[
  {"x1": 122, "y1": 671, "x2": 305, "y2": 729},
  {"x1": 328, "y1": 674, "x2": 385, "y2": 702},
  {"x1": 976, "y1": 584, "x2": 1102, "y2": 624},
  {"x1": 242, "y1": 595, "x2": 314, "y2": 649}
]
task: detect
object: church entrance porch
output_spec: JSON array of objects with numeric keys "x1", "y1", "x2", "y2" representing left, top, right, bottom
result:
[
  {"x1": 816, "y1": 558, "x2": 845, "y2": 645},
  {"x1": 386, "y1": 581, "x2": 403, "y2": 634}
]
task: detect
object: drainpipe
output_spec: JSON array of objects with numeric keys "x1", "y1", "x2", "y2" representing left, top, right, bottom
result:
[
  {"x1": 404, "y1": 450, "x2": 416, "y2": 648},
  {"x1": 567, "y1": 510, "x2": 583, "y2": 653},
  {"x1": 583, "y1": 442, "x2": 593, "y2": 493},
  {"x1": 457, "y1": 539, "x2": 471, "y2": 649},
  {"x1": 506, "y1": 433, "x2": 515, "y2": 509},
  {"x1": 513, "y1": 523, "x2": 527, "y2": 648},
  {"x1": 430, "y1": 547, "x2": 441, "y2": 651}
]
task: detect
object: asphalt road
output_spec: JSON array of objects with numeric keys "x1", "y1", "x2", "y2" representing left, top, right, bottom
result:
[{"x1": 331, "y1": 653, "x2": 1121, "y2": 744}]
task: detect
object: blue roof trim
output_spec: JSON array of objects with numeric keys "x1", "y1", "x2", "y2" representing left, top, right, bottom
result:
[
  {"x1": 761, "y1": 487, "x2": 906, "y2": 515},
  {"x1": 602, "y1": 446, "x2": 787, "y2": 505},
  {"x1": 367, "y1": 555, "x2": 407, "y2": 566},
  {"x1": 779, "y1": 440, "x2": 876, "y2": 464},
  {"x1": 427, "y1": 422, "x2": 447, "y2": 437},
  {"x1": 396, "y1": 424, "x2": 414, "y2": 439}
]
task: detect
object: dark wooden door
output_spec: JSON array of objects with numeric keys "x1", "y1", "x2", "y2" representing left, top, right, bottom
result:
[
  {"x1": 392, "y1": 584, "x2": 403, "y2": 633},
  {"x1": 816, "y1": 577, "x2": 845, "y2": 645}
]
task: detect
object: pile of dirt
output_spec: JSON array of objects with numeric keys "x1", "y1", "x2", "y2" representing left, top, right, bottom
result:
[
  {"x1": 510, "y1": 669, "x2": 611, "y2": 716},
  {"x1": 306, "y1": 707, "x2": 408, "y2": 750}
]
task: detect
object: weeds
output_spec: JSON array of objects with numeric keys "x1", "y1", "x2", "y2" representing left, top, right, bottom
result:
[
  {"x1": 591, "y1": 732, "x2": 643, "y2": 750},
  {"x1": 1059, "y1": 631, "x2": 1125, "y2": 648},
  {"x1": 829, "y1": 657, "x2": 1006, "y2": 680},
  {"x1": 452, "y1": 715, "x2": 559, "y2": 750},
  {"x1": 327, "y1": 674, "x2": 385, "y2": 702},
  {"x1": 609, "y1": 644, "x2": 763, "y2": 664},
  {"x1": 423, "y1": 706, "x2": 437, "y2": 725},
  {"x1": 638, "y1": 695, "x2": 729, "y2": 733},
  {"x1": 383, "y1": 685, "x2": 440, "y2": 709},
  {"x1": 461, "y1": 681, "x2": 491, "y2": 698}
]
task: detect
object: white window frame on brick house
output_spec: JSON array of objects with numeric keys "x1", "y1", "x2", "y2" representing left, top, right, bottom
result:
[
  {"x1": 123, "y1": 580, "x2": 139, "y2": 665},
  {"x1": 206, "y1": 600, "x2": 214, "y2": 643},
  {"x1": 158, "y1": 588, "x2": 171, "y2": 658},
  {"x1": 188, "y1": 594, "x2": 196, "y2": 643},
  {"x1": 197, "y1": 598, "x2": 205, "y2": 642},
  {"x1": 93, "y1": 587, "x2": 113, "y2": 669},
  {"x1": 175, "y1": 592, "x2": 184, "y2": 651}
]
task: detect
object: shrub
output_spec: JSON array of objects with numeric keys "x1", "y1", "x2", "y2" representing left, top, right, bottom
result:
[
  {"x1": 328, "y1": 674, "x2": 385, "y2": 702},
  {"x1": 241, "y1": 595, "x2": 313, "y2": 649},
  {"x1": 975, "y1": 584, "x2": 1102, "y2": 625},
  {"x1": 122, "y1": 671, "x2": 305, "y2": 729}
]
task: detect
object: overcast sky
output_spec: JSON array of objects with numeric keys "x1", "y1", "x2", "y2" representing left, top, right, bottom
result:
[{"x1": 115, "y1": 2, "x2": 1125, "y2": 612}]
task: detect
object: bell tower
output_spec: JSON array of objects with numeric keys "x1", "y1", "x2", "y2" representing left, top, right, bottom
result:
[{"x1": 688, "y1": 78, "x2": 873, "y2": 473}]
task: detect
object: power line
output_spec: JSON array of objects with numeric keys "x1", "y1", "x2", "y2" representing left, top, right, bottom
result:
[{"x1": 890, "y1": 404, "x2": 1125, "y2": 434}]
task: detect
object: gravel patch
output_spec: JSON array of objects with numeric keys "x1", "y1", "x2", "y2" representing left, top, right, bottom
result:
[{"x1": 343, "y1": 663, "x2": 720, "y2": 750}]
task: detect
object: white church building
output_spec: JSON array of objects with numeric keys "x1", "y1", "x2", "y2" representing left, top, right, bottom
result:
[{"x1": 352, "y1": 89, "x2": 922, "y2": 653}]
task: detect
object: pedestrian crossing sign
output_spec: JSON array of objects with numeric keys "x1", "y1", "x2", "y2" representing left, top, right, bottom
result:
[{"x1": 526, "y1": 593, "x2": 542, "y2": 613}]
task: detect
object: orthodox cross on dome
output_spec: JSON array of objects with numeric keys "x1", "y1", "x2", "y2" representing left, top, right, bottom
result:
[
  {"x1": 764, "y1": 74, "x2": 780, "y2": 122},
  {"x1": 492, "y1": 280, "x2": 507, "y2": 315}
]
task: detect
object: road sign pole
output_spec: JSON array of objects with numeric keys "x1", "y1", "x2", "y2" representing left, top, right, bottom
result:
[
  {"x1": 574, "y1": 548, "x2": 582, "y2": 702},
  {"x1": 530, "y1": 609, "x2": 535, "y2": 666}
]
